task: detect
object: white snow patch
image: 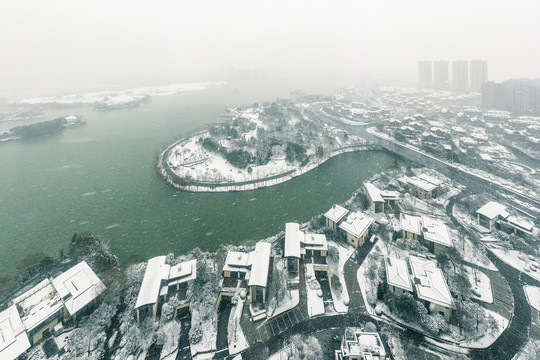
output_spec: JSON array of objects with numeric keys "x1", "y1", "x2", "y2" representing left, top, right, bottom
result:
[
  {"x1": 327, "y1": 240, "x2": 355, "y2": 313},
  {"x1": 228, "y1": 297, "x2": 249, "y2": 355},
  {"x1": 304, "y1": 264, "x2": 325, "y2": 317},
  {"x1": 524, "y1": 286, "x2": 540, "y2": 311},
  {"x1": 488, "y1": 245, "x2": 540, "y2": 282}
]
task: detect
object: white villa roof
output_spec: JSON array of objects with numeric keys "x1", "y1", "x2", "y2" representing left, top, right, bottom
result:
[
  {"x1": 0, "y1": 305, "x2": 30, "y2": 360},
  {"x1": 284, "y1": 222, "x2": 303, "y2": 258},
  {"x1": 421, "y1": 216, "x2": 453, "y2": 247},
  {"x1": 340, "y1": 328, "x2": 386, "y2": 358},
  {"x1": 248, "y1": 242, "x2": 271, "y2": 288},
  {"x1": 339, "y1": 212, "x2": 374, "y2": 238},
  {"x1": 406, "y1": 176, "x2": 437, "y2": 192},
  {"x1": 225, "y1": 251, "x2": 250, "y2": 268},
  {"x1": 409, "y1": 255, "x2": 453, "y2": 308},
  {"x1": 135, "y1": 256, "x2": 170, "y2": 309},
  {"x1": 380, "y1": 190, "x2": 400, "y2": 201},
  {"x1": 385, "y1": 256, "x2": 413, "y2": 292},
  {"x1": 11, "y1": 278, "x2": 63, "y2": 333},
  {"x1": 302, "y1": 233, "x2": 328, "y2": 252},
  {"x1": 364, "y1": 182, "x2": 384, "y2": 203},
  {"x1": 168, "y1": 259, "x2": 197, "y2": 283},
  {"x1": 400, "y1": 214, "x2": 421, "y2": 235},
  {"x1": 52, "y1": 261, "x2": 106, "y2": 317},
  {"x1": 476, "y1": 201, "x2": 509, "y2": 220},
  {"x1": 418, "y1": 173, "x2": 443, "y2": 186},
  {"x1": 324, "y1": 204, "x2": 348, "y2": 223}
]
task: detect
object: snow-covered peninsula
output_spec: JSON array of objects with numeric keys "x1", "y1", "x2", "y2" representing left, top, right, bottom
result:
[{"x1": 159, "y1": 98, "x2": 372, "y2": 192}]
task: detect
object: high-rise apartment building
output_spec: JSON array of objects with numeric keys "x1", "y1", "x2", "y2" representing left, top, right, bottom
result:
[
  {"x1": 470, "y1": 60, "x2": 488, "y2": 93},
  {"x1": 418, "y1": 61, "x2": 433, "y2": 88},
  {"x1": 452, "y1": 60, "x2": 469, "y2": 92},
  {"x1": 433, "y1": 61, "x2": 449, "y2": 89},
  {"x1": 482, "y1": 78, "x2": 540, "y2": 115}
]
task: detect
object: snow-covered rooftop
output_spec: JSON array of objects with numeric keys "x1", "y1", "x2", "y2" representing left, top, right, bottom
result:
[
  {"x1": 51, "y1": 261, "x2": 106, "y2": 317},
  {"x1": 284, "y1": 222, "x2": 302, "y2": 258},
  {"x1": 418, "y1": 173, "x2": 443, "y2": 186},
  {"x1": 224, "y1": 251, "x2": 251, "y2": 269},
  {"x1": 248, "y1": 242, "x2": 272, "y2": 288},
  {"x1": 476, "y1": 201, "x2": 509, "y2": 220},
  {"x1": 11, "y1": 278, "x2": 63, "y2": 333},
  {"x1": 385, "y1": 256, "x2": 413, "y2": 292},
  {"x1": 400, "y1": 213, "x2": 421, "y2": 235},
  {"x1": 409, "y1": 255, "x2": 453, "y2": 308},
  {"x1": 0, "y1": 305, "x2": 30, "y2": 360},
  {"x1": 324, "y1": 204, "x2": 349, "y2": 223},
  {"x1": 364, "y1": 182, "x2": 384, "y2": 203},
  {"x1": 168, "y1": 259, "x2": 197, "y2": 287},
  {"x1": 135, "y1": 256, "x2": 170, "y2": 309},
  {"x1": 302, "y1": 233, "x2": 328, "y2": 252},
  {"x1": 506, "y1": 216, "x2": 534, "y2": 233},
  {"x1": 421, "y1": 216, "x2": 453, "y2": 247},
  {"x1": 380, "y1": 190, "x2": 400, "y2": 201},
  {"x1": 339, "y1": 212, "x2": 374, "y2": 238},
  {"x1": 340, "y1": 328, "x2": 386, "y2": 359},
  {"x1": 405, "y1": 176, "x2": 437, "y2": 192}
]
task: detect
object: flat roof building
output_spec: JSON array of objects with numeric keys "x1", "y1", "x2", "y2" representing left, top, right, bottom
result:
[
  {"x1": 335, "y1": 327, "x2": 387, "y2": 360},
  {"x1": 476, "y1": 201, "x2": 509, "y2": 231},
  {"x1": 0, "y1": 305, "x2": 31, "y2": 360},
  {"x1": 135, "y1": 256, "x2": 197, "y2": 322},
  {"x1": 51, "y1": 261, "x2": 106, "y2": 319},
  {"x1": 248, "y1": 242, "x2": 272, "y2": 304}
]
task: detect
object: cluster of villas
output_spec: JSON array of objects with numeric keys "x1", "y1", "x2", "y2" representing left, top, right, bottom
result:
[
  {"x1": 364, "y1": 176, "x2": 456, "y2": 322},
  {"x1": 384, "y1": 254, "x2": 453, "y2": 321},
  {"x1": 0, "y1": 261, "x2": 106, "y2": 360}
]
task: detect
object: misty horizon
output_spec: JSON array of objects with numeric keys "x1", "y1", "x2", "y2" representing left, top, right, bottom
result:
[{"x1": 2, "y1": 0, "x2": 540, "y2": 98}]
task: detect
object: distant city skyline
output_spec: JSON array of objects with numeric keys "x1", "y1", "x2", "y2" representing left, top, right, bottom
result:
[
  {"x1": 418, "y1": 59, "x2": 489, "y2": 93},
  {"x1": 2, "y1": 1, "x2": 540, "y2": 97}
]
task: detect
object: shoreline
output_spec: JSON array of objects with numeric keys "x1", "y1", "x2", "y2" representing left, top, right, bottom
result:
[{"x1": 158, "y1": 134, "x2": 379, "y2": 192}]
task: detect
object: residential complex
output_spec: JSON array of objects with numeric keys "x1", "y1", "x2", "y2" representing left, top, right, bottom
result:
[{"x1": 1, "y1": 261, "x2": 105, "y2": 359}]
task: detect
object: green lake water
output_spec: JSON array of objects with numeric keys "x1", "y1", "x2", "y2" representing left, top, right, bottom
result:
[{"x1": 0, "y1": 78, "x2": 398, "y2": 272}]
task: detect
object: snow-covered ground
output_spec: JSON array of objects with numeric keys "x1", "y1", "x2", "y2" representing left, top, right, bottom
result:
[
  {"x1": 267, "y1": 258, "x2": 300, "y2": 319},
  {"x1": 161, "y1": 103, "x2": 370, "y2": 192},
  {"x1": 327, "y1": 240, "x2": 354, "y2": 313},
  {"x1": 304, "y1": 264, "x2": 325, "y2": 317},
  {"x1": 524, "y1": 286, "x2": 540, "y2": 312},
  {"x1": 515, "y1": 338, "x2": 540, "y2": 359},
  {"x1": 488, "y1": 245, "x2": 540, "y2": 282},
  {"x1": 357, "y1": 240, "x2": 387, "y2": 315},
  {"x1": 228, "y1": 297, "x2": 249, "y2": 355},
  {"x1": 459, "y1": 309, "x2": 508, "y2": 348},
  {"x1": 463, "y1": 265, "x2": 493, "y2": 304},
  {"x1": 167, "y1": 132, "x2": 297, "y2": 183},
  {"x1": 269, "y1": 289, "x2": 299, "y2": 319}
]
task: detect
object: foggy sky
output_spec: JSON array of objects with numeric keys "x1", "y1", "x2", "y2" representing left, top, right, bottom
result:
[{"x1": 1, "y1": 0, "x2": 540, "y2": 97}]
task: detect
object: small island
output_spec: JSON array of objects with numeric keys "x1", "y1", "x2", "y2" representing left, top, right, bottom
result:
[
  {"x1": 159, "y1": 97, "x2": 374, "y2": 192},
  {"x1": 0, "y1": 115, "x2": 86, "y2": 142}
]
